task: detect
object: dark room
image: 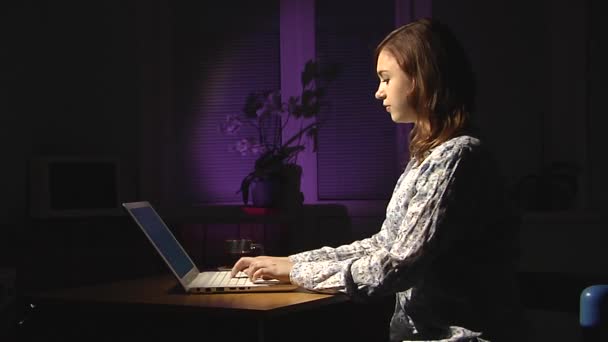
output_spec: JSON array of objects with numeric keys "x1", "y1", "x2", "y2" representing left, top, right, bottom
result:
[{"x1": 1, "y1": 0, "x2": 607, "y2": 341}]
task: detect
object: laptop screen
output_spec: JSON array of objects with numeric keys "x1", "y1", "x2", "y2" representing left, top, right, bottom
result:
[{"x1": 129, "y1": 206, "x2": 194, "y2": 278}]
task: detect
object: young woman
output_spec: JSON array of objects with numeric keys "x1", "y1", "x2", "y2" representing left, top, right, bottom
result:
[{"x1": 231, "y1": 18, "x2": 523, "y2": 342}]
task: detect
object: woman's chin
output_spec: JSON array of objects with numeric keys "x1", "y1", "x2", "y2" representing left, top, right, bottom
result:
[
  {"x1": 390, "y1": 112, "x2": 416, "y2": 124},
  {"x1": 390, "y1": 112, "x2": 406, "y2": 123},
  {"x1": 389, "y1": 112, "x2": 400, "y2": 122}
]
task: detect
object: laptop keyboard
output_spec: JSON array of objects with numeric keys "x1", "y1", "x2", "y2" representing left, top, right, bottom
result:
[
  {"x1": 213, "y1": 271, "x2": 250, "y2": 287},
  {"x1": 194, "y1": 271, "x2": 253, "y2": 288}
]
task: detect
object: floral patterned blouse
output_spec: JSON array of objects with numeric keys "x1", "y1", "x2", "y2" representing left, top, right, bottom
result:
[{"x1": 288, "y1": 135, "x2": 523, "y2": 342}]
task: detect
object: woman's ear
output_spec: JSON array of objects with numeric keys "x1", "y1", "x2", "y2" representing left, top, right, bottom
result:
[{"x1": 406, "y1": 76, "x2": 416, "y2": 96}]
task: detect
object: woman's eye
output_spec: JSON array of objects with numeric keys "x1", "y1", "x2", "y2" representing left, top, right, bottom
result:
[{"x1": 382, "y1": 79, "x2": 390, "y2": 84}]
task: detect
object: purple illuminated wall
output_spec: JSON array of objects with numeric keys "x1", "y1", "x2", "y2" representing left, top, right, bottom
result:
[
  {"x1": 173, "y1": 0, "x2": 419, "y2": 204},
  {"x1": 173, "y1": 1, "x2": 280, "y2": 204}
]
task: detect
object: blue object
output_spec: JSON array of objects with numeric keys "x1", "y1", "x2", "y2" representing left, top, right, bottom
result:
[
  {"x1": 580, "y1": 285, "x2": 608, "y2": 327},
  {"x1": 580, "y1": 285, "x2": 608, "y2": 340}
]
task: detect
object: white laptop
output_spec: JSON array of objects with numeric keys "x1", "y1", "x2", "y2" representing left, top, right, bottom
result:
[{"x1": 122, "y1": 201, "x2": 298, "y2": 293}]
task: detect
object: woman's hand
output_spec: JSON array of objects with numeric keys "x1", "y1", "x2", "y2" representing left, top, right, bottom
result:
[{"x1": 230, "y1": 256, "x2": 294, "y2": 283}]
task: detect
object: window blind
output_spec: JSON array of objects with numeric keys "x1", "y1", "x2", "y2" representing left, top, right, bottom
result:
[
  {"x1": 173, "y1": 1, "x2": 280, "y2": 204},
  {"x1": 316, "y1": 0, "x2": 399, "y2": 200}
]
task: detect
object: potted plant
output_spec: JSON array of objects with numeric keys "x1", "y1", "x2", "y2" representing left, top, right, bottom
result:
[{"x1": 219, "y1": 59, "x2": 339, "y2": 207}]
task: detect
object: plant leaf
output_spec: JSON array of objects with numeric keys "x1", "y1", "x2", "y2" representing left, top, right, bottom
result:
[
  {"x1": 301, "y1": 60, "x2": 317, "y2": 87},
  {"x1": 238, "y1": 172, "x2": 257, "y2": 205},
  {"x1": 301, "y1": 89, "x2": 315, "y2": 106},
  {"x1": 243, "y1": 92, "x2": 264, "y2": 118}
]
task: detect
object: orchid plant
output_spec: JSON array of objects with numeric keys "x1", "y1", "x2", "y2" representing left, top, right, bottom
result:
[{"x1": 219, "y1": 59, "x2": 339, "y2": 205}]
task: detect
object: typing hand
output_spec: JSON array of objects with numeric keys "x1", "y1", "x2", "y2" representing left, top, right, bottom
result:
[
  {"x1": 230, "y1": 256, "x2": 294, "y2": 283},
  {"x1": 232, "y1": 271, "x2": 248, "y2": 278}
]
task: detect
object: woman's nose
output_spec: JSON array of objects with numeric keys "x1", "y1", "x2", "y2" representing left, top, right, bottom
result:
[{"x1": 375, "y1": 86, "x2": 385, "y2": 100}]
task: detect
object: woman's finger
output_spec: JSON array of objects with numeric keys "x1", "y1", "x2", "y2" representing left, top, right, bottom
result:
[
  {"x1": 245, "y1": 261, "x2": 257, "y2": 278},
  {"x1": 230, "y1": 257, "x2": 254, "y2": 277},
  {"x1": 252, "y1": 266, "x2": 269, "y2": 281},
  {"x1": 248, "y1": 260, "x2": 270, "y2": 280}
]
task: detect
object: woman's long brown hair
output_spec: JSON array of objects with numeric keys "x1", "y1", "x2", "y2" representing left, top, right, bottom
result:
[{"x1": 375, "y1": 18, "x2": 476, "y2": 164}]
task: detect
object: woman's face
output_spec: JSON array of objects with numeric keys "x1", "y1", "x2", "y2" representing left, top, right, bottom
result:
[{"x1": 375, "y1": 49, "x2": 417, "y2": 123}]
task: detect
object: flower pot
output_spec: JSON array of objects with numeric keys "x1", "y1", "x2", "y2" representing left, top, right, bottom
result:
[
  {"x1": 249, "y1": 164, "x2": 304, "y2": 209},
  {"x1": 251, "y1": 177, "x2": 281, "y2": 208}
]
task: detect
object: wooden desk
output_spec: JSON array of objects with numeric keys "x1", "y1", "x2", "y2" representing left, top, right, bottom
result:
[{"x1": 20, "y1": 274, "x2": 351, "y2": 342}]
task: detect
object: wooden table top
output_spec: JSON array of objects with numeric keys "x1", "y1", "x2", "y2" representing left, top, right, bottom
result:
[{"x1": 25, "y1": 274, "x2": 349, "y2": 316}]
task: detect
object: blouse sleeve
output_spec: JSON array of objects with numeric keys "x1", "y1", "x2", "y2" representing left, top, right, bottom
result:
[
  {"x1": 288, "y1": 219, "x2": 394, "y2": 263},
  {"x1": 288, "y1": 170, "x2": 411, "y2": 264},
  {"x1": 289, "y1": 144, "x2": 472, "y2": 295}
]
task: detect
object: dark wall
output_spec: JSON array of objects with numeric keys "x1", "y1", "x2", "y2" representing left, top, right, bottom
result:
[
  {"x1": 434, "y1": 0, "x2": 607, "y2": 212},
  {"x1": 1, "y1": 1, "x2": 140, "y2": 222},
  {"x1": 588, "y1": 0, "x2": 608, "y2": 211},
  {"x1": 435, "y1": 0, "x2": 547, "y2": 185}
]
